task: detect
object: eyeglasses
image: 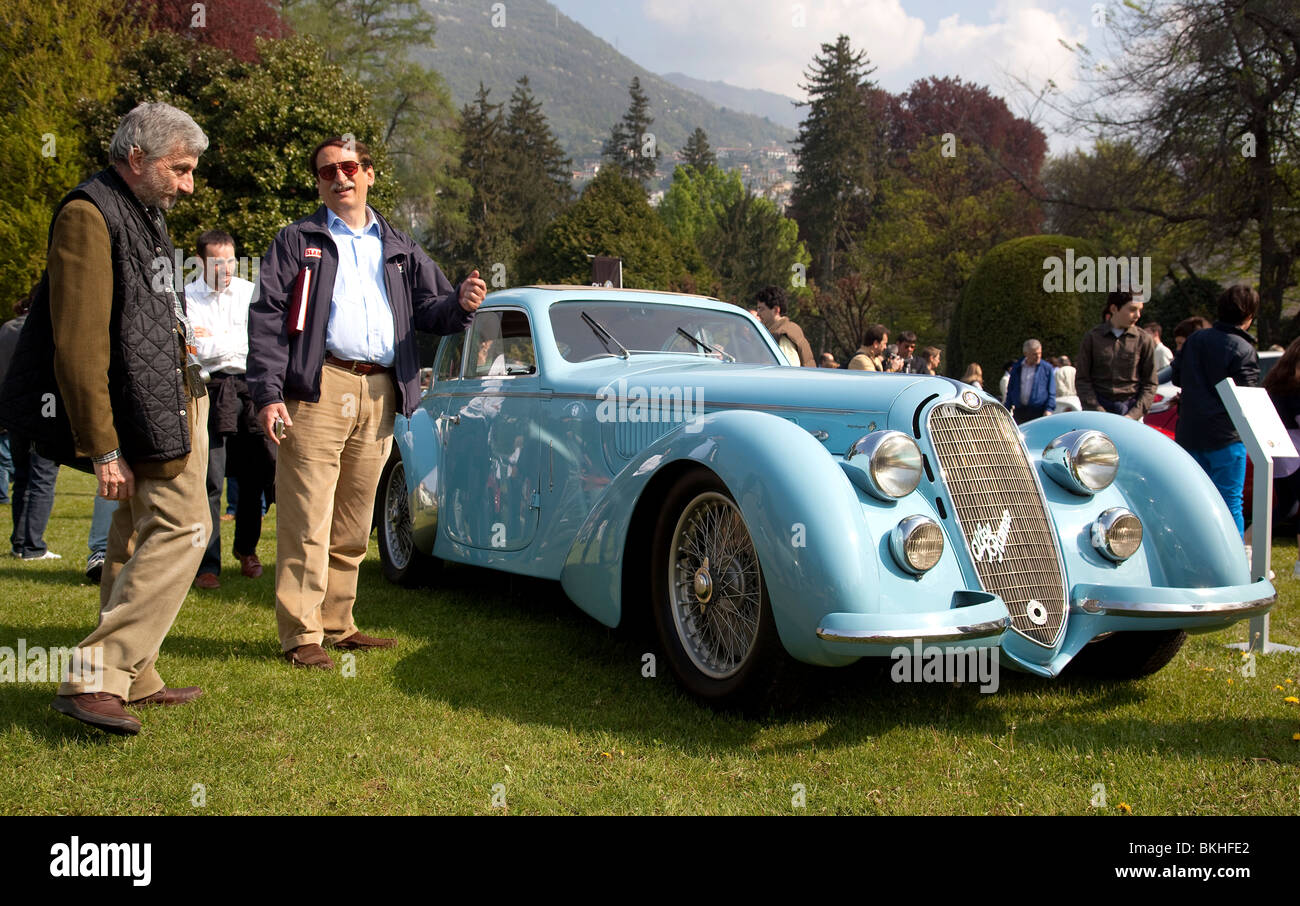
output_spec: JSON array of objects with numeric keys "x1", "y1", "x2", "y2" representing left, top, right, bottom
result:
[{"x1": 317, "y1": 160, "x2": 364, "y2": 181}]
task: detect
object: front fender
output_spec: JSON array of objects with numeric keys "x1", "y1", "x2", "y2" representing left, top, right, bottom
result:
[
  {"x1": 1019, "y1": 411, "x2": 1250, "y2": 589},
  {"x1": 560, "y1": 409, "x2": 877, "y2": 665}
]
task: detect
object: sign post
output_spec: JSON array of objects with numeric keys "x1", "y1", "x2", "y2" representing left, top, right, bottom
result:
[{"x1": 1217, "y1": 377, "x2": 1299, "y2": 654}]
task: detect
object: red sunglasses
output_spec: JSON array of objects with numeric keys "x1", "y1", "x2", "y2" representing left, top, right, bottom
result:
[{"x1": 316, "y1": 160, "x2": 364, "y2": 181}]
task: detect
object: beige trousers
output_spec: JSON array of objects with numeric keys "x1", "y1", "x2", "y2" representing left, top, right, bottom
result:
[
  {"x1": 59, "y1": 393, "x2": 211, "y2": 700},
  {"x1": 275, "y1": 363, "x2": 394, "y2": 651}
]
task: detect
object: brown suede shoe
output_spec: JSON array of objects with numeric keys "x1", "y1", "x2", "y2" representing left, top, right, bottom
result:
[
  {"x1": 194, "y1": 572, "x2": 220, "y2": 590},
  {"x1": 51, "y1": 692, "x2": 141, "y2": 736},
  {"x1": 236, "y1": 551, "x2": 263, "y2": 579},
  {"x1": 128, "y1": 685, "x2": 204, "y2": 707},
  {"x1": 284, "y1": 643, "x2": 334, "y2": 669},
  {"x1": 332, "y1": 631, "x2": 398, "y2": 651}
]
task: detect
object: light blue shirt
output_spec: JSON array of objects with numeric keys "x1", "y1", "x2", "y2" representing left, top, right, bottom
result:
[{"x1": 325, "y1": 207, "x2": 395, "y2": 366}]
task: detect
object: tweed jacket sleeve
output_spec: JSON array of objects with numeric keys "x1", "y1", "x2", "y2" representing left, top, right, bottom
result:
[{"x1": 47, "y1": 201, "x2": 119, "y2": 458}]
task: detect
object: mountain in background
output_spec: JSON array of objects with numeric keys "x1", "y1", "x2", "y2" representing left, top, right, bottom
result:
[
  {"x1": 660, "y1": 72, "x2": 803, "y2": 132},
  {"x1": 416, "y1": 0, "x2": 795, "y2": 168}
]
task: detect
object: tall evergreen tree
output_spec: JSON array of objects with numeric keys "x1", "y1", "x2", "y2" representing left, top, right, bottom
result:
[
  {"x1": 680, "y1": 128, "x2": 716, "y2": 172},
  {"x1": 504, "y1": 76, "x2": 573, "y2": 252},
  {"x1": 602, "y1": 76, "x2": 661, "y2": 188},
  {"x1": 455, "y1": 84, "x2": 513, "y2": 268},
  {"x1": 789, "y1": 35, "x2": 881, "y2": 280}
]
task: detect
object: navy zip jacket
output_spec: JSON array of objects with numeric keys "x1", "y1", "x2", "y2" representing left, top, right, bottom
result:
[
  {"x1": 1170, "y1": 321, "x2": 1259, "y2": 450},
  {"x1": 247, "y1": 205, "x2": 472, "y2": 418}
]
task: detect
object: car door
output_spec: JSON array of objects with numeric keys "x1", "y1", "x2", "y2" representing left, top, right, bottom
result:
[{"x1": 441, "y1": 307, "x2": 545, "y2": 551}]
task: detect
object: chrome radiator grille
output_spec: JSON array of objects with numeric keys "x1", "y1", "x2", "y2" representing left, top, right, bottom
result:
[{"x1": 927, "y1": 402, "x2": 1066, "y2": 646}]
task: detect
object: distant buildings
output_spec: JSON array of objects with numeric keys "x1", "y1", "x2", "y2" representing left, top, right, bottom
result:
[{"x1": 568, "y1": 140, "x2": 799, "y2": 211}]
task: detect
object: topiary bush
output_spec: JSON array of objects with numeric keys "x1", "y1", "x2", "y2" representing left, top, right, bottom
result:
[{"x1": 951, "y1": 234, "x2": 1105, "y2": 378}]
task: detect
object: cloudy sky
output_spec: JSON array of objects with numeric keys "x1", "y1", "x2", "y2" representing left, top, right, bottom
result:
[{"x1": 551, "y1": 0, "x2": 1108, "y2": 147}]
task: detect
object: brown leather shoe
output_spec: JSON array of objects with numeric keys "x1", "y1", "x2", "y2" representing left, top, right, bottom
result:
[
  {"x1": 128, "y1": 685, "x2": 204, "y2": 706},
  {"x1": 194, "y1": 572, "x2": 220, "y2": 590},
  {"x1": 332, "y1": 631, "x2": 398, "y2": 651},
  {"x1": 51, "y1": 692, "x2": 141, "y2": 735},
  {"x1": 284, "y1": 643, "x2": 334, "y2": 669},
  {"x1": 236, "y1": 551, "x2": 263, "y2": 578}
]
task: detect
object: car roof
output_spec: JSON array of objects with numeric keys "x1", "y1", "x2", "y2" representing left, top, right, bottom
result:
[{"x1": 481, "y1": 285, "x2": 745, "y2": 316}]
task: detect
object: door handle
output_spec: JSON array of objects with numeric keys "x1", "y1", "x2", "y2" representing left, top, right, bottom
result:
[{"x1": 438, "y1": 414, "x2": 460, "y2": 426}]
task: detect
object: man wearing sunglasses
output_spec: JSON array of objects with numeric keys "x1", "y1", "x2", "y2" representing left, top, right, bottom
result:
[{"x1": 248, "y1": 136, "x2": 486, "y2": 669}]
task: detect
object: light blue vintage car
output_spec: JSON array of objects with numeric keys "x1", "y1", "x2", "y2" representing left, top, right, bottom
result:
[{"x1": 376, "y1": 286, "x2": 1276, "y2": 707}]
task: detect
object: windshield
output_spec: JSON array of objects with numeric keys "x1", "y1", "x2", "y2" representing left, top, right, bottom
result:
[{"x1": 549, "y1": 300, "x2": 780, "y2": 365}]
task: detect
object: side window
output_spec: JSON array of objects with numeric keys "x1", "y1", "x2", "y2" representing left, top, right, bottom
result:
[
  {"x1": 468, "y1": 310, "x2": 536, "y2": 378},
  {"x1": 435, "y1": 332, "x2": 466, "y2": 383}
]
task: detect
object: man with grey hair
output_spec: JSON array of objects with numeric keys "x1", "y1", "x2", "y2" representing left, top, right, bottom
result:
[
  {"x1": 0, "y1": 102, "x2": 211, "y2": 735},
  {"x1": 1004, "y1": 338, "x2": 1056, "y2": 424}
]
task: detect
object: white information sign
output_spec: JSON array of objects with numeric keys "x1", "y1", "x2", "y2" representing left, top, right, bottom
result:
[{"x1": 1217, "y1": 378, "x2": 1299, "y2": 654}]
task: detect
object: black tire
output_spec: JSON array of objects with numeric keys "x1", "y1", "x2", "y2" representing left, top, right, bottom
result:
[
  {"x1": 377, "y1": 453, "x2": 439, "y2": 587},
  {"x1": 1066, "y1": 629, "x2": 1187, "y2": 680},
  {"x1": 650, "y1": 469, "x2": 787, "y2": 710}
]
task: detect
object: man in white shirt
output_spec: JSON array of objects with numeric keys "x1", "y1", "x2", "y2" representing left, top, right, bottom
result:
[
  {"x1": 1146, "y1": 322, "x2": 1174, "y2": 372},
  {"x1": 185, "y1": 229, "x2": 272, "y2": 589}
]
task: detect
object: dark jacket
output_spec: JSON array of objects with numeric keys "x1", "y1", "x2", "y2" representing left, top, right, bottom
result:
[
  {"x1": 0, "y1": 169, "x2": 190, "y2": 470},
  {"x1": 0, "y1": 315, "x2": 25, "y2": 392},
  {"x1": 1005, "y1": 358, "x2": 1057, "y2": 412},
  {"x1": 248, "y1": 205, "x2": 472, "y2": 418},
  {"x1": 1171, "y1": 321, "x2": 1259, "y2": 450}
]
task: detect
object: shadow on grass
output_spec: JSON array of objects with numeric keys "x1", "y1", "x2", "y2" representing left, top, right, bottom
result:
[{"x1": 377, "y1": 561, "x2": 1298, "y2": 760}]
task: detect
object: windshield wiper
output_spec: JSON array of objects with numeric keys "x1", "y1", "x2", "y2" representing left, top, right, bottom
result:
[
  {"x1": 676, "y1": 327, "x2": 735, "y2": 362},
  {"x1": 582, "y1": 311, "x2": 629, "y2": 359}
]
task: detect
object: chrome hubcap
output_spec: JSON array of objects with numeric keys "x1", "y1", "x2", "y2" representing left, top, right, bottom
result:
[
  {"x1": 384, "y1": 462, "x2": 412, "y2": 571},
  {"x1": 693, "y1": 558, "x2": 713, "y2": 604},
  {"x1": 668, "y1": 492, "x2": 761, "y2": 680}
]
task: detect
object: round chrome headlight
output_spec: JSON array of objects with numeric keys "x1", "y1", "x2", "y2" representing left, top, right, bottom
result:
[
  {"x1": 1091, "y1": 507, "x2": 1142, "y2": 561},
  {"x1": 1043, "y1": 430, "x2": 1118, "y2": 495},
  {"x1": 890, "y1": 515, "x2": 944, "y2": 575},
  {"x1": 845, "y1": 430, "x2": 922, "y2": 499}
]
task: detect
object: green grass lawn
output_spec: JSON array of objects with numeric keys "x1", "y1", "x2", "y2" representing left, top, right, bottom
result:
[{"x1": 1, "y1": 468, "x2": 1297, "y2": 815}]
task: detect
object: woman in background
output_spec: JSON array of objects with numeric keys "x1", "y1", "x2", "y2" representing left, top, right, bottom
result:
[{"x1": 961, "y1": 363, "x2": 983, "y2": 390}]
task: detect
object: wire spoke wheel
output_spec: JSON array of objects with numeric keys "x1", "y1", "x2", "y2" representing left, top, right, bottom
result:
[
  {"x1": 384, "y1": 460, "x2": 414, "y2": 572},
  {"x1": 667, "y1": 491, "x2": 762, "y2": 680}
]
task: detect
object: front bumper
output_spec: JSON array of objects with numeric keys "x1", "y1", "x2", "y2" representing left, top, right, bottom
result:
[
  {"x1": 816, "y1": 591, "x2": 1010, "y2": 651},
  {"x1": 1070, "y1": 580, "x2": 1275, "y2": 630}
]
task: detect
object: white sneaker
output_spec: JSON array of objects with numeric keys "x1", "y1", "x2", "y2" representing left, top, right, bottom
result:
[{"x1": 18, "y1": 550, "x2": 62, "y2": 561}]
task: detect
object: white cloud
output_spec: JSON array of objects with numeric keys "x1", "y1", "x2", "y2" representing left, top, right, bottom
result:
[
  {"x1": 633, "y1": 0, "x2": 1084, "y2": 108},
  {"x1": 637, "y1": 0, "x2": 926, "y2": 96}
]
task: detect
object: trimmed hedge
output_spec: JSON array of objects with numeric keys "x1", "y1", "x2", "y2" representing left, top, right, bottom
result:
[{"x1": 951, "y1": 234, "x2": 1105, "y2": 378}]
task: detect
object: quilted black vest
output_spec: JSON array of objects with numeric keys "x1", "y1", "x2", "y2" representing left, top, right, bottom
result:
[{"x1": 0, "y1": 169, "x2": 190, "y2": 468}]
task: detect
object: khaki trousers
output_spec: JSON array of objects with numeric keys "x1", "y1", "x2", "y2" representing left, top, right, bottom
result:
[
  {"x1": 59, "y1": 393, "x2": 211, "y2": 700},
  {"x1": 275, "y1": 363, "x2": 394, "y2": 651}
]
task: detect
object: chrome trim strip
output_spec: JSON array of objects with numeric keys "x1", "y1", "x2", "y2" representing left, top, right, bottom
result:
[
  {"x1": 1073, "y1": 595, "x2": 1276, "y2": 618},
  {"x1": 816, "y1": 616, "x2": 1010, "y2": 644},
  {"x1": 425, "y1": 389, "x2": 867, "y2": 414}
]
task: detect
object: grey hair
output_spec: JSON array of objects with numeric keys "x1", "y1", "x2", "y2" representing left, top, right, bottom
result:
[
  {"x1": 1023, "y1": 338, "x2": 1042, "y2": 353},
  {"x1": 108, "y1": 102, "x2": 208, "y2": 164}
]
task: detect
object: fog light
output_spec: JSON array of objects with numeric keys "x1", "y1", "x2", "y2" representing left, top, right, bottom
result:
[
  {"x1": 1091, "y1": 507, "x2": 1142, "y2": 562},
  {"x1": 891, "y1": 515, "x2": 944, "y2": 575}
]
